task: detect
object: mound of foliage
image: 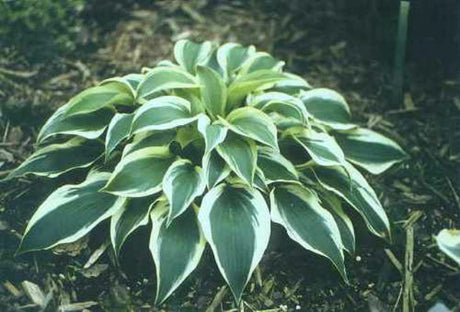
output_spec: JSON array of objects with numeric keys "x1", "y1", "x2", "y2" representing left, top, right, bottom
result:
[{"x1": 7, "y1": 40, "x2": 407, "y2": 303}]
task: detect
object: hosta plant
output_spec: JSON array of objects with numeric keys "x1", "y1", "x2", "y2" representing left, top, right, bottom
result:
[{"x1": 7, "y1": 40, "x2": 408, "y2": 303}]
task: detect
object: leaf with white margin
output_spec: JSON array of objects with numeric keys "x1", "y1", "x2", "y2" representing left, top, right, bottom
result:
[
  {"x1": 123, "y1": 73, "x2": 145, "y2": 90},
  {"x1": 260, "y1": 100, "x2": 307, "y2": 124},
  {"x1": 197, "y1": 115, "x2": 228, "y2": 154},
  {"x1": 320, "y1": 192, "x2": 355, "y2": 254},
  {"x1": 227, "y1": 70, "x2": 289, "y2": 110},
  {"x1": 270, "y1": 184, "x2": 347, "y2": 281},
  {"x1": 137, "y1": 67, "x2": 199, "y2": 99},
  {"x1": 196, "y1": 65, "x2": 227, "y2": 118},
  {"x1": 123, "y1": 131, "x2": 176, "y2": 157},
  {"x1": 100, "y1": 76, "x2": 138, "y2": 98},
  {"x1": 311, "y1": 162, "x2": 391, "y2": 238},
  {"x1": 38, "y1": 105, "x2": 113, "y2": 143},
  {"x1": 223, "y1": 107, "x2": 278, "y2": 150},
  {"x1": 174, "y1": 39, "x2": 213, "y2": 74},
  {"x1": 216, "y1": 133, "x2": 257, "y2": 186},
  {"x1": 202, "y1": 150, "x2": 231, "y2": 189},
  {"x1": 217, "y1": 42, "x2": 256, "y2": 79},
  {"x1": 102, "y1": 146, "x2": 175, "y2": 197},
  {"x1": 300, "y1": 88, "x2": 355, "y2": 130},
  {"x1": 333, "y1": 128, "x2": 408, "y2": 175},
  {"x1": 270, "y1": 73, "x2": 312, "y2": 95},
  {"x1": 436, "y1": 229, "x2": 460, "y2": 265},
  {"x1": 17, "y1": 172, "x2": 126, "y2": 254},
  {"x1": 239, "y1": 52, "x2": 284, "y2": 75},
  {"x1": 131, "y1": 96, "x2": 198, "y2": 134},
  {"x1": 7, "y1": 138, "x2": 103, "y2": 179},
  {"x1": 254, "y1": 168, "x2": 269, "y2": 193},
  {"x1": 162, "y1": 159, "x2": 206, "y2": 224},
  {"x1": 293, "y1": 130, "x2": 346, "y2": 167},
  {"x1": 150, "y1": 201, "x2": 205, "y2": 304},
  {"x1": 105, "y1": 113, "x2": 134, "y2": 159},
  {"x1": 250, "y1": 92, "x2": 309, "y2": 123},
  {"x1": 110, "y1": 196, "x2": 157, "y2": 255},
  {"x1": 64, "y1": 84, "x2": 133, "y2": 117},
  {"x1": 250, "y1": 91, "x2": 294, "y2": 108},
  {"x1": 257, "y1": 146, "x2": 298, "y2": 183},
  {"x1": 199, "y1": 183, "x2": 271, "y2": 302},
  {"x1": 173, "y1": 88, "x2": 205, "y2": 115}
]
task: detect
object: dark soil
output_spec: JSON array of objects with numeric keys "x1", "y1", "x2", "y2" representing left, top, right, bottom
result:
[{"x1": 1, "y1": 1, "x2": 459, "y2": 311}]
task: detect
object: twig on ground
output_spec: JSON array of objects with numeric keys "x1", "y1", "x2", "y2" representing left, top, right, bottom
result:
[
  {"x1": 384, "y1": 249, "x2": 403, "y2": 275},
  {"x1": 206, "y1": 285, "x2": 228, "y2": 312},
  {"x1": 402, "y1": 210, "x2": 422, "y2": 312}
]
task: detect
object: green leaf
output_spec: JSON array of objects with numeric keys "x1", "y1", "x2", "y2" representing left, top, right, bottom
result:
[
  {"x1": 17, "y1": 172, "x2": 125, "y2": 254},
  {"x1": 173, "y1": 88, "x2": 205, "y2": 115},
  {"x1": 239, "y1": 52, "x2": 284, "y2": 75},
  {"x1": 38, "y1": 105, "x2": 113, "y2": 143},
  {"x1": 196, "y1": 65, "x2": 227, "y2": 117},
  {"x1": 227, "y1": 70, "x2": 289, "y2": 110},
  {"x1": 131, "y1": 96, "x2": 198, "y2": 134},
  {"x1": 197, "y1": 116, "x2": 228, "y2": 154},
  {"x1": 137, "y1": 67, "x2": 199, "y2": 99},
  {"x1": 270, "y1": 73, "x2": 312, "y2": 95},
  {"x1": 293, "y1": 130, "x2": 346, "y2": 166},
  {"x1": 216, "y1": 133, "x2": 257, "y2": 186},
  {"x1": 224, "y1": 107, "x2": 278, "y2": 149},
  {"x1": 150, "y1": 202, "x2": 205, "y2": 304},
  {"x1": 202, "y1": 150, "x2": 231, "y2": 189},
  {"x1": 102, "y1": 147, "x2": 174, "y2": 197},
  {"x1": 123, "y1": 131, "x2": 176, "y2": 157},
  {"x1": 64, "y1": 84, "x2": 133, "y2": 117},
  {"x1": 301, "y1": 88, "x2": 355, "y2": 130},
  {"x1": 7, "y1": 138, "x2": 103, "y2": 179},
  {"x1": 199, "y1": 184, "x2": 270, "y2": 302},
  {"x1": 320, "y1": 192, "x2": 355, "y2": 254},
  {"x1": 105, "y1": 113, "x2": 134, "y2": 159},
  {"x1": 257, "y1": 146, "x2": 298, "y2": 183},
  {"x1": 311, "y1": 162, "x2": 391, "y2": 238},
  {"x1": 250, "y1": 92, "x2": 309, "y2": 125},
  {"x1": 123, "y1": 73, "x2": 145, "y2": 90},
  {"x1": 436, "y1": 229, "x2": 460, "y2": 265},
  {"x1": 162, "y1": 159, "x2": 206, "y2": 224},
  {"x1": 217, "y1": 43, "x2": 256, "y2": 79},
  {"x1": 250, "y1": 91, "x2": 295, "y2": 109},
  {"x1": 110, "y1": 196, "x2": 156, "y2": 255},
  {"x1": 254, "y1": 168, "x2": 269, "y2": 193},
  {"x1": 270, "y1": 184, "x2": 347, "y2": 281},
  {"x1": 174, "y1": 39, "x2": 213, "y2": 74},
  {"x1": 333, "y1": 128, "x2": 408, "y2": 174},
  {"x1": 100, "y1": 76, "x2": 138, "y2": 97},
  {"x1": 259, "y1": 99, "x2": 307, "y2": 124}
]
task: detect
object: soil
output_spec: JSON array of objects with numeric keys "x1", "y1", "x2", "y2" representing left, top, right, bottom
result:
[{"x1": 1, "y1": 1, "x2": 459, "y2": 311}]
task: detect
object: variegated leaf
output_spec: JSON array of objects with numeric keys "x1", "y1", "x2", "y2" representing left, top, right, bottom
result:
[
  {"x1": 174, "y1": 39, "x2": 213, "y2": 74},
  {"x1": 333, "y1": 128, "x2": 408, "y2": 174},
  {"x1": 199, "y1": 183, "x2": 270, "y2": 302},
  {"x1": 223, "y1": 107, "x2": 278, "y2": 150},
  {"x1": 105, "y1": 113, "x2": 134, "y2": 159},
  {"x1": 150, "y1": 201, "x2": 205, "y2": 304},
  {"x1": 131, "y1": 96, "x2": 199, "y2": 134},
  {"x1": 216, "y1": 133, "x2": 257, "y2": 186},
  {"x1": 270, "y1": 184, "x2": 347, "y2": 281},
  {"x1": 103, "y1": 147, "x2": 174, "y2": 197},
  {"x1": 311, "y1": 162, "x2": 391, "y2": 238},
  {"x1": 111, "y1": 196, "x2": 157, "y2": 255},
  {"x1": 18, "y1": 172, "x2": 125, "y2": 254},
  {"x1": 137, "y1": 67, "x2": 199, "y2": 99},
  {"x1": 7, "y1": 138, "x2": 103, "y2": 179},
  {"x1": 162, "y1": 159, "x2": 206, "y2": 224}
]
